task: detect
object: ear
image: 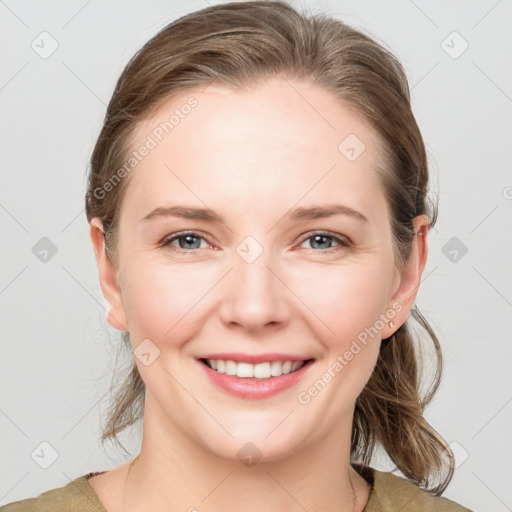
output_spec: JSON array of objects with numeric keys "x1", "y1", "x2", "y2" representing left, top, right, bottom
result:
[
  {"x1": 90, "y1": 217, "x2": 129, "y2": 332},
  {"x1": 382, "y1": 214, "x2": 429, "y2": 338}
]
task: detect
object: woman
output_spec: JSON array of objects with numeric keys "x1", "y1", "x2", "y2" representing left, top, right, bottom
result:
[{"x1": 1, "y1": 1, "x2": 472, "y2": 511}]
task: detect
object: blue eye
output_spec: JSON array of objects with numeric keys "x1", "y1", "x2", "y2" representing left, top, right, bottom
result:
[
  {"x1": 161, "y1": 231, "x2": 209, "y2": 252},
  {"x1": 299, "y1": 231, "x2": 351, "y2": 252}
]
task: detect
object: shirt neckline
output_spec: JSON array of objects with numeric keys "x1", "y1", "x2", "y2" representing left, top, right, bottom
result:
[{"x1": 82, "y1": 465, "x2": 380, "y2": 511}]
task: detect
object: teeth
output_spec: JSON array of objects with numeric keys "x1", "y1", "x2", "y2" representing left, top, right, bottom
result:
[
  {"x1": 270, "y1": 361, "x2": 282, "y2": 376},
  {"x1": 205, "y1": 359, "x2": 307, "y2": 378},
  {"x1": 253, "y1": 362, "x2": 270, "y2": 379},
  {"x1": 225, "y1": 360, "x2": 237, "y2": 376}
]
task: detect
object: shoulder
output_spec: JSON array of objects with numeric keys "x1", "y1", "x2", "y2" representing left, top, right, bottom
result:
[
  {"x1": 356, "y1": 465, "x2": 473, "y2": 512},
  {"x1": 0, "y1": 474, "x2": 106, "y2": 512}
]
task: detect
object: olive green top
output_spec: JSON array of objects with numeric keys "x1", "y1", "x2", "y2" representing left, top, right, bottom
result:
[{"x1": 0, "y1": 465, "x2": 472, "y2": 511}]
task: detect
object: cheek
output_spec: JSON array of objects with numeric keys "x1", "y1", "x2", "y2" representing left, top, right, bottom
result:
[
  {"x1": 290, "y1": 258, "x2": 393, "y2": 347},
  {"x1": 120, "y1": 260, "x2": 217, "y2": 343},
  {"x1": 289, "y1": 263, "x2": 391, "y2": 434}
]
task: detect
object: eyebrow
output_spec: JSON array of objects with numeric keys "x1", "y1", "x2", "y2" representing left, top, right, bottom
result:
[
  {"x1": 288, "y1": 204, "x2": 369, "y2": 223},
  {"x1": 140, "y1": 203, "x2": 369, "y2": 224},
  {"x1": 141, "y1": 206, "x2": 223, "y2": 223}
]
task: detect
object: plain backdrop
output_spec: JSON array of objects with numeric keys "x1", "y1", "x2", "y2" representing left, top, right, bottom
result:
[{"x1": 1, "y1": 1, "x2": 511, "y2": 510}]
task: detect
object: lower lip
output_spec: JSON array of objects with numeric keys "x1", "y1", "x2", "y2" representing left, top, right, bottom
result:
[{"x1": 197, "y1": 359, "x2": 314, "y2": 399}]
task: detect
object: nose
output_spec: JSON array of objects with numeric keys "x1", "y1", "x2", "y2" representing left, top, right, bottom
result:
[{"x1": 218, "y1": 243, "x2": 291, "y2": 332}]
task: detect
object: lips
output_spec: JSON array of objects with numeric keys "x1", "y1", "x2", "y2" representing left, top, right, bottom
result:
[{"x1": 196, "y1": 353, "x2": 315, "y2": 399}]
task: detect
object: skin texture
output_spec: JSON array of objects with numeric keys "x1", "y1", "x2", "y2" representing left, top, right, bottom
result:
[{"x1": 89, "y1": 77, "x2": 429, "y2": 512}]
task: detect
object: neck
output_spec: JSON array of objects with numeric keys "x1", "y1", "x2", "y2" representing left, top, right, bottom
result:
[{"x1": 115, "y1": 395, "x2": 370, "y2": 512}]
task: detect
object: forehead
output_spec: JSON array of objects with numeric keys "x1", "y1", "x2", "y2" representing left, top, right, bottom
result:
[
  {"x1": 139, "y1": 78, "x2": 376, "y2": 149},
  {"x1": 119, "y1": 77, "x2": 387, "y2": 224}
]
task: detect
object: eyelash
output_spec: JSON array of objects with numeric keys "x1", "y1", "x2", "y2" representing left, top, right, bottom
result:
[{"x1": 160, "y1": 230, "x2": 352, "y2": 255}]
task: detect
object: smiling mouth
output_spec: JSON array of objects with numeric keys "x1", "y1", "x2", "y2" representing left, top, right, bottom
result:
[{"x1": 199, "y1": 358, "x2": 314, "y2": 379}]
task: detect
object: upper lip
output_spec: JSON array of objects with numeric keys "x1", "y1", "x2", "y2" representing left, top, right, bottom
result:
[{"x1": 198, "y1": 353, "x2": 314, "y2": 364}]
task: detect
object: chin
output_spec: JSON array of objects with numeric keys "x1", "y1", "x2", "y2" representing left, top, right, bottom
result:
[
  {"x1": 203, "y1": 434, "x2": 305, "y2": 466},
  {"x1": 191, "y1": 411, "x2": 311, "y2": 465}
]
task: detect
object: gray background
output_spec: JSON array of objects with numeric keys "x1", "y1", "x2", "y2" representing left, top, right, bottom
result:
[{"x1": 1, "y1": 1, "x2": 511, "y2": 510}]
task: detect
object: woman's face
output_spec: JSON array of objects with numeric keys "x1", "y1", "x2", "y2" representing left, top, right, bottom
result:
[{"x1": 92, "y1": 77, "x2": 426, "y2": 462}]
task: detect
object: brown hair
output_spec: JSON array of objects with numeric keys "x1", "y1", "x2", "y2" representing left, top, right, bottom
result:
[{"x1": 85, "y1": 0, "x2": 454, "y2": 495}]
